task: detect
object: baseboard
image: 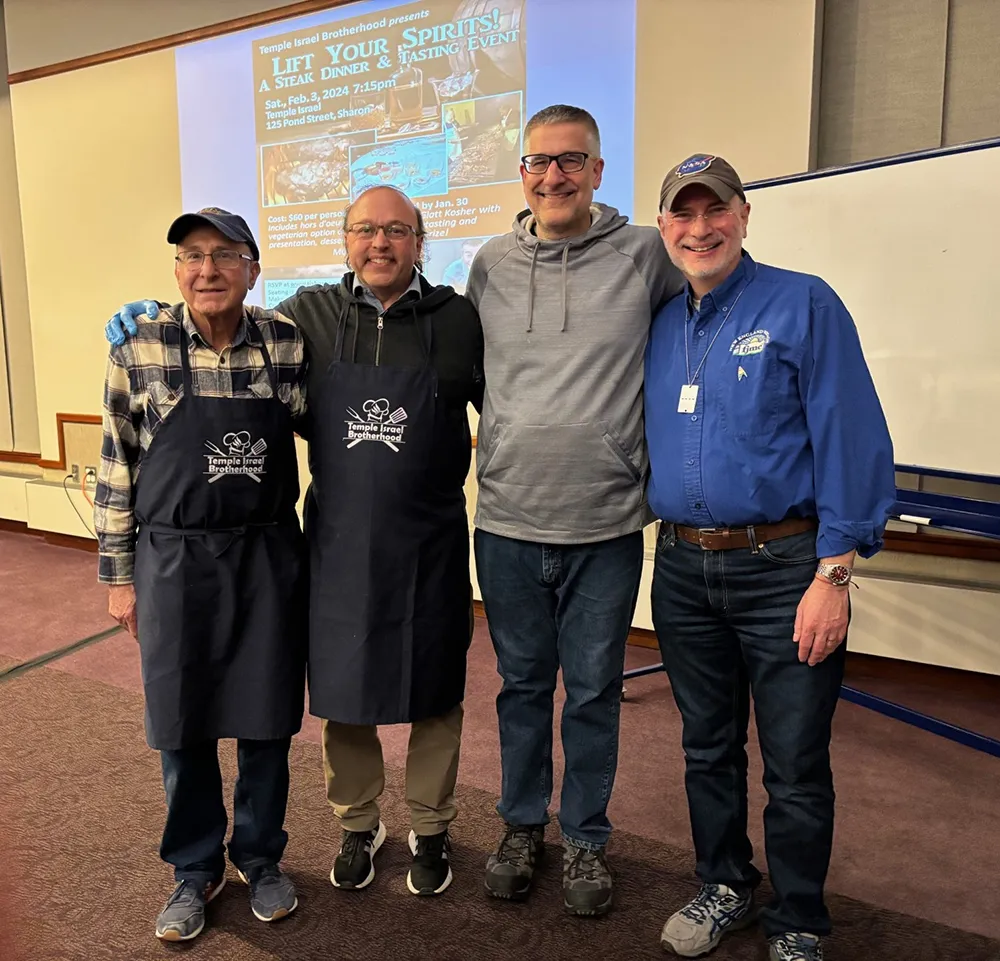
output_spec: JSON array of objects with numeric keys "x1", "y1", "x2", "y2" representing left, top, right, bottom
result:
[{"x1": 0, "y1": 520, "x2": 98, "y2": 553}]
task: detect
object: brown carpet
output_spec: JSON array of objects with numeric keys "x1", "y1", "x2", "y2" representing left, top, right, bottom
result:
[{"x1": 2, "y1": 662, "x2": 997, "y2": 961}]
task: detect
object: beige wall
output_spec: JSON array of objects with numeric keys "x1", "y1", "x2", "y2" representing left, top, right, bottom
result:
[
  {"x1": 0, "y1": 3, "x2": 37, "y2": 451},
  {"x1": 634, "y1": 0, "x2": 822, "y2": 222},
  {"x1": 3, "y1": 0, "x2": 305, "y2": 74},
  {"x1": 10, "y1": 51, "x2": 182, "y2": 460}
]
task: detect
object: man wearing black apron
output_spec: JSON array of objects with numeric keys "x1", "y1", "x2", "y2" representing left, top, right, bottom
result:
[
  {"x1": 100, "y1": 189, "x2": 483, "y2": 898},
  {"x1": 284, "y1": 185, "x2": 483, "y2": 897},
  {"x1": 94, "y1": 209, "x2": 308, "y2": 941}
]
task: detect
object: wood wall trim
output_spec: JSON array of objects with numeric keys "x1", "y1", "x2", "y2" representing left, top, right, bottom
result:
[
  {"x1": 7, "y1": 1, "x2": 353, "y2": 84},
  {"x1": 0, "y1": 413, "x2": 102, "y2": 470}
]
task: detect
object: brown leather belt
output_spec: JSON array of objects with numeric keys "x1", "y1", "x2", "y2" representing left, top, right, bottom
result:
[{"x1": 671, "y1": 516, "x2": 817, "y2": 551}]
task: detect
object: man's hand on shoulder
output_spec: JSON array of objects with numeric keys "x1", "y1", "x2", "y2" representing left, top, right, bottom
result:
[{"x1": 105, "y1": 300, "x2": 161, "y2": 347}]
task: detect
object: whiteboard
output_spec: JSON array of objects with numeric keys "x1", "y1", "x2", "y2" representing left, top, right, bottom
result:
[{"x1": 744, "y1": 142, "x2": 1000, "y2": 478}]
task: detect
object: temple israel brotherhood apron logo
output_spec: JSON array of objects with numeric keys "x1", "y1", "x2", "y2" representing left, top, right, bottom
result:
[
  {"x1": 344, "y1": 398, "x2": 408, "y2": 452},
  {"x1": 203, "y1": 431, "x2": 268, "y2": 483}
]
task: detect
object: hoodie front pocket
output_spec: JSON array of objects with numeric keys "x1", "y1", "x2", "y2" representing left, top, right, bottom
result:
[
  {"x1": 601, "y1": 424, "x2": 642, "y2": 483},
  {"x1": 476, "y1": 423, "x2": 645, "y2": 533}
]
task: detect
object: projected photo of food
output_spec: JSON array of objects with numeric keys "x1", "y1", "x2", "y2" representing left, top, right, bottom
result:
[
  {"x1": 261, "y1": 133, "x2": 373, "y2": 207},
  {"x1": 349, "y1": 134, "x2": 449, "y2": 199},
  {"x1": 445, "y1": 91, "x2": 522, "y2": 188}
]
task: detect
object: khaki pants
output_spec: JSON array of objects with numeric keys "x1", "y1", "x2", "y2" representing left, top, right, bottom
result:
[{"x1": 322, "y1": 703, "x2": 464, "y2": 836}]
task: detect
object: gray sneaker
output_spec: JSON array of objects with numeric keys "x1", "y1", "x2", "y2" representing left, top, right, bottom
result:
[
  {"x1": 484, "y1": 824, "x2": 545, "y2": 901},
  {"x1": 562, "y1": 843, "x2": 613, "y2": 917},
  {"x1": 768, "y1": 932, "x2": 824, "y2": 960},
  {"x1": 660, "y1": 883, "x2": 755, "y2": 957},
  {"x1": 237, "y1": 864, "x2": 298, "y2": 922},
  {"x1": 154, "y1": 877, "x2": 226, "y2": 941}
]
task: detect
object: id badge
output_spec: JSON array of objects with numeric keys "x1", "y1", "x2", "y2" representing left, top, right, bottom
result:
[{"x1": 677, "y1": 384, "x2": 699, "y2": 413}]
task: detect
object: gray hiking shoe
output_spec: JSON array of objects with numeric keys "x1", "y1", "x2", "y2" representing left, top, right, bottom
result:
[
  {"x1": 562, "y1": 843, "x2": 613, "y2": 917},
  {"x1": 237, "y1": 864, "x2": 298, "y2": 922},
  {"x1": 660, "y1": 883, "x2": 755, "y2": 956},
  {"x1": 484, "y1": 824, "x2": 545, "y2": 901},
  {"x1": 768, "y1": 932, "x2": 824, "y2": 960},
  {"x1": 154, "y1": 877, "x2": 225, "y2": 941}
]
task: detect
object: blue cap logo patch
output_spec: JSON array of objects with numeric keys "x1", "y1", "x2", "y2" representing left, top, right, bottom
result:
[{"x1": 677, "y1": 154, "x2": 716, "y2": 176}]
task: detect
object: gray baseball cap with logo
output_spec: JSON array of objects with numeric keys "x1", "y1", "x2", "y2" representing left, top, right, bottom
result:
[{"x1": 659, "y1": 154, "x2": 746, "y2": 211}]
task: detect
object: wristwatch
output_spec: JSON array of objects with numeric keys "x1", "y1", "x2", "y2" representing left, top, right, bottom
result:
[{"x1": 816, "y1": 562, "x2": 852, "y2": 587}]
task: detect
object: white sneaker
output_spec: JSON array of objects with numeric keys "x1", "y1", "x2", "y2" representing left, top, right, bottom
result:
[
  {"x1": 768, "y1": 932, "x2": 824, "y2": 960},
  {"x1": 660, "y1": 883, "x2": 755, "y2": 957}
]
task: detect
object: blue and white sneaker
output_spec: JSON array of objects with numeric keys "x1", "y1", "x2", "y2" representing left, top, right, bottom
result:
[
  {"x1": 768, "y1": 932, "x2": 824, "y2": 960},
  {"x1": 660, "y1": 882, "x2": 755, "y2": 957}
]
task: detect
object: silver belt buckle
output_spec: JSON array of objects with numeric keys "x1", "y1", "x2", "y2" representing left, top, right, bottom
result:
[{"x1": 697, "y1": 527, "x2": 723, "y2": 549}]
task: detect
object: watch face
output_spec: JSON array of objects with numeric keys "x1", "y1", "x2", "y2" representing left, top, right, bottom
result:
[{"x1": 828, "y1": 564, "x2": 852, "y2": 585}]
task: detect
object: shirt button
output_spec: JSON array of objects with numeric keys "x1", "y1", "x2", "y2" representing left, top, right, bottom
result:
[
  {"x1": 220, "y1": 357, "x2": 227, "y2": 366},
  {"x1": 690, "y1": 415, "x2": 698, "y2": 422},
  {"x1": 698, "y1": 330, "x2": 706, "y2": 337},
  {"x1": 695, "y1": 503, "x2": 703, "y2": 509},
  {"x1": 687, "y1": 459, "x2": 695, "y2": 466}
]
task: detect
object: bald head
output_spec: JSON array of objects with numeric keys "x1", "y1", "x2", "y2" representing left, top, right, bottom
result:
[{"x1": 343, "y1": 185, "x2": 426, "y2": 308}]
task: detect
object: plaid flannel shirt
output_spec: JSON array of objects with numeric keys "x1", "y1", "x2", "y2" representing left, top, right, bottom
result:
[{"x1": 94, "y1": 303, "x2": 307, "y2": 584}]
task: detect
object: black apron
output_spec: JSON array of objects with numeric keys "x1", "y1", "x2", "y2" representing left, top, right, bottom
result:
[
  {"x1": 305, "y1": 308, "x2": 471, "y2": 725},
  {"x1": 134, "y1": 313, "x2": 307, "y2": 750}
]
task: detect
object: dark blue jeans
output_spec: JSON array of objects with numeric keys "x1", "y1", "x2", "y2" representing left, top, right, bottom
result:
[
  {"x1": 651, "y1": 526, "x2": 845, "y2": 937},
  {"x1": 474, "y1": 528, "x2": 644, "y2": 850},
  {"x1": 160, "y1": 737, "x2": 292, "y2": 884}
]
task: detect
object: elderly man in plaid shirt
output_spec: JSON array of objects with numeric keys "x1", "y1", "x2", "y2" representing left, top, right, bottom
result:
[{"x1": 94, "y1": 207, "x2": 308, "y2": 942}]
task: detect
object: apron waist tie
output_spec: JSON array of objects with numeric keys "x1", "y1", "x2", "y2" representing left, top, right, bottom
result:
[{"x1": 141, "y1": 521, "x2": 280, "y2": 558}]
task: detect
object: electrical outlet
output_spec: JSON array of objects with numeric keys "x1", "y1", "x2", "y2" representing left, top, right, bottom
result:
[
  {"x1": 84, "y1": 466, "x2": 98, "y2": 490},
  {"x1": 70, "y1": 464, "x2": 80, "y2": 484}
]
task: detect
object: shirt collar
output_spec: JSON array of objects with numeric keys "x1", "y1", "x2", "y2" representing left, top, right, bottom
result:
[
  {"x1": 352, "y1": 268, "x2": 422, "y2": 307},
  {"x1": 687, "y1": 250, "x2": 755, "y2": 317},
  {"x1": 181, "y1": 303, "x2": 251, "y2": 347}
]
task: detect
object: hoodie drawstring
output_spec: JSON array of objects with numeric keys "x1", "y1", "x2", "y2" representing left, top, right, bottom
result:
[
  {"x1": 560, "y1": 244, "x2": 570, "y2": 332},
  {"x1": 526, "y1": 244, "x2": 539, "y2": 333}
]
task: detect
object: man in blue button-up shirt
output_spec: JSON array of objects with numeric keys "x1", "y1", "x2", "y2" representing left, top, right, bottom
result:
[{"x1": 645, "y1": 155, "x2": 895, "y2": 961}]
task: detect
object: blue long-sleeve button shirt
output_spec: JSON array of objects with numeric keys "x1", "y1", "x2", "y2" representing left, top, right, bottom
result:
[{"x1": 644, "y1": 252, "x2": 895, "y2": 559}]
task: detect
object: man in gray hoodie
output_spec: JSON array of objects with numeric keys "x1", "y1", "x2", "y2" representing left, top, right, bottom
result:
[{"x1": 466, "y1": 104, "x2": 684, "y2": 916}]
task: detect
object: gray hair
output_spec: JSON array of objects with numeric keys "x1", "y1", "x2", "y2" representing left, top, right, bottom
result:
[{"x1": 523, "y1": 104, "x2": 601, "y2": 155}]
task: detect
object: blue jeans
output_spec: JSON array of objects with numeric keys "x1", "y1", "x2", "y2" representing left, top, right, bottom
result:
[
  {"x1": 160, "y1": 738, "x2": 292, "y2": 883},
  {"x1": 651, "y1": 525, "x2": 845, "y2": 937},
  {"x1": 474, "y1": 529, "x2": 644, "y2": 850}
]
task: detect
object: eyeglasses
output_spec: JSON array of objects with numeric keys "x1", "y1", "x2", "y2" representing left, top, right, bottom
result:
[
  {"x1": 346, "y1": 222, "x2": 419, "y2": 240},
  {"x1": 665, "y1": 208, "x2": 738, "y2": 227},
  {"x1": 175, "y1": 249, "x2": 254, "y2": 269},
  {"x1": 521, "y1": 152, "x2": 589, "y2": 174}
]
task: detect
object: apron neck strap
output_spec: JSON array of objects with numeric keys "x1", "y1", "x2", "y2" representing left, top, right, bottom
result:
[{"x1": 177, "y1": 306, "x2": 279, "y2": 395}]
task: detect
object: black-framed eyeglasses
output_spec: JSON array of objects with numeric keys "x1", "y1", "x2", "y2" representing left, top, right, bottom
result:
[
  {"x1": 521, "y1": 152, "x2": 590, "y2": 174},
  {"x1": 346, "y1": 222, "x2": 419, "y2": 240},
  {"x1": 175, "y1": 249, "x2": 254, "y2": 269}
]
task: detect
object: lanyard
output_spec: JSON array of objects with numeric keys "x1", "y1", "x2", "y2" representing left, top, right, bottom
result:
[{"x1": 683, "y1": 263, "x2": 759, "y2": 387}]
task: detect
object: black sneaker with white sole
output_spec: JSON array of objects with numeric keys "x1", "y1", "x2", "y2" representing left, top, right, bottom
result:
[
  {"x1": 407, "y1": 830, "x2": 453, "y2": 895},
  {"x1": 484, "y1": 824, "x2": 545, "y2": 901},
  {"x1": 330, "y1": 820, "x2": 386, "y2": 890}
]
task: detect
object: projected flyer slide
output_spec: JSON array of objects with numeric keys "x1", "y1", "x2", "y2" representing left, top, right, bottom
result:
[
  {"x1": 251, "y1": 1, "x2": 524, "y2": 290},
  {"x1": 175, "y1": 0, "x2": 636, "y2": 307}
]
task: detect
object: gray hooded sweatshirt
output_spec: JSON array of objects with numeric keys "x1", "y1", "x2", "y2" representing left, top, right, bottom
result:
[{"x1": 466, "y1": 203, "x2": 684, "y2": 544}]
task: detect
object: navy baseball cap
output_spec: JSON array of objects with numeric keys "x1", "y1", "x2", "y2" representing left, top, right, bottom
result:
[
  {"x1": 167, "y1": 207, "x2": 260, "y2": 261},
  {"x1": 659, "y1": 154, "x2": 746, "y2": 212}
]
